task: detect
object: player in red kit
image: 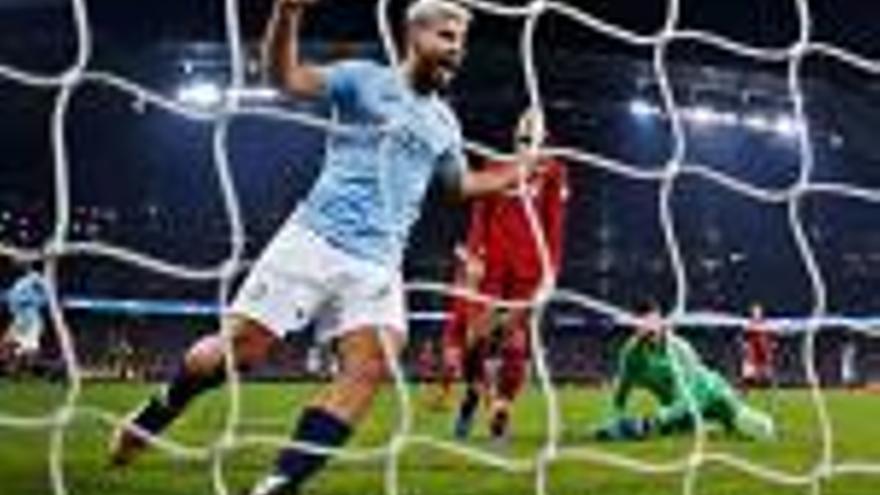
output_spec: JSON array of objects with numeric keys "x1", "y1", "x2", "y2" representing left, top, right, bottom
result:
[
  {"x1": 437, "y1": 243, "x2": 485, "y2": 410},
  {"x1": 742, "y1": 303, "x2": 775, "y2": 391},
  {"x1": 417, "y1": 339, "x2": 438, "y2": 380},
  {"x1": 453, "y1": 108, "x2": 569, "y2": 441},
  {"x1": 416, "y1": 339, "x2": 440, "y2": 407}
]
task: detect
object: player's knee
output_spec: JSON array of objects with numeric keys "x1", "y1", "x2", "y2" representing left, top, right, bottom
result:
[
  {"x1": 345, "y1": 345, "x2": 392, "y2": 385},
  {"x1": 184, "y1": 317, "x2": 274, "y2": 374},
  {"x1": 229, "y1": 324, "x2": 274, "y2": 367},
  {"x1": 184, "y1": 335, "x2": 225, "y2": 376},
  {"x1": 360, "y1": 357, "x2": 391, "y2": 385},
  {"x1": 332, "y1": 355, "x2": 390, "y2": 398},
  {"x1": 443, "y1": 347, "x2": 462, "y2": 372},
  {"x1": 338, "y1": 327, "x2": 404, "y2": 388}
]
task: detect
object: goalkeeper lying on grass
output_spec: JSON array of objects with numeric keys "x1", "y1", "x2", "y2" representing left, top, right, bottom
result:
[{"x1": 593, "y1": 301, "x2": 776, "y2": 442}]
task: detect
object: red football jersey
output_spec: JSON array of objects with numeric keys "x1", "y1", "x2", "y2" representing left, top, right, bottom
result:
[
  {"x1": 466, "y1": 158, "x2": 569, "y2": 284},
  {"x1": 743, "y1": 318, "x2": 774, "y2": 369}
]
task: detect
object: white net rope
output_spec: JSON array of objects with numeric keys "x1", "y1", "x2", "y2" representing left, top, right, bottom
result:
[{"x1": 1, "y1": 0, "x2": 880, "y2": 494}]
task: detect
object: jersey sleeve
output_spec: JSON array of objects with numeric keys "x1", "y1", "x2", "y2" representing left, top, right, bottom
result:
[
  {"x1": 671, "y1": 335, "x2": 704, "y2": 377},
  {"x1": 662, "y1": 335, "x2": 709, "y2": 412},
  {"x1": 434, "y1": 104, "x2": 468, "y2": 193},
  {"x1": 611, "y1": 337, "x2": 638, "y2": 416},
  {"x1": 321, "y1": 60, "x2": 378, "y2": 112}
]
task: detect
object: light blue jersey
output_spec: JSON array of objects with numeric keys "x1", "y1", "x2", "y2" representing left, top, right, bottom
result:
[
  {"x1": 294, "y1": 60, "x2": 467, "y2": 267},
  {"x1": 7, "y1": 271, "x2": 46, "y2": 316}
]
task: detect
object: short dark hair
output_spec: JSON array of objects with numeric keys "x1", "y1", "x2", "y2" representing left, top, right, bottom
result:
[{"x1": 633, "y1": 298, "x2": 660, "y2": 316}]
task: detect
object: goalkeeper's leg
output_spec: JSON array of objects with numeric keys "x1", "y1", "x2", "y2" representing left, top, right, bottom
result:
[
  {"x1": 710, "y1": 378, "x2": 776, "y2": 441},
  {"x1": 109, "y1": 315, "x2": 274, "y2": 467},
  {"x1": 733, "y1": 403, "x2": 776, "y2": 440}
]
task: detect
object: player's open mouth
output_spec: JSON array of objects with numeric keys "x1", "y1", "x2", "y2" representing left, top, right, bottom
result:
[{"x1": 438, "y1": 56, "x2": 460, "y2": 72}]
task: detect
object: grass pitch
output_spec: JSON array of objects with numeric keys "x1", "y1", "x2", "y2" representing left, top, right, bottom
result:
[{"x1": 2, "y1": 380, "x2": 880, "y2": 495}]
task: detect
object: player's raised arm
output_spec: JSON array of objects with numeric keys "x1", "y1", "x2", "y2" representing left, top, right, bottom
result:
[
  {"x1": 263, "y1": 0, "x2": 326, "y2": 99},
  {"x1": 457, "y1": 158, "x2": 538, "y2": 198},
  {"x1": 457, "y1": 109, "x2": 546, "y2": 198}
]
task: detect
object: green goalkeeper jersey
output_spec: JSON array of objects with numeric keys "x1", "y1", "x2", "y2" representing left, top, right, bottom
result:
[{"x1": 612, "y1": 332, "x2": 735, "y2": 420}]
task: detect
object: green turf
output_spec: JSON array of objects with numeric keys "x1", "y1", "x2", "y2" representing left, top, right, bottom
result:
[{"x1": 1, "y1": 380, "x2": 880, "y2": 494}]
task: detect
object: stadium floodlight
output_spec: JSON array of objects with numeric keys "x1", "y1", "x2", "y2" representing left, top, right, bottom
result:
[
  {"x1": 225, "y1": 86, "x2": 279, "y2": 102},
  {"x1": 687, "y1": 105, "x2": 717, "y2": 126},
  {"x1": 176, "y1": 81, "x2": 223, "y2": 107},
  {"x1": 629, "y1": 99, "x2": 658, "y2": 118},
  {"x1": 773, "y1": 114, "x2": 802, "y2": 137},
  {"x1": 715, "y1": 111, "x2": 740, "y2": 126},
  {"x1": 681, "y1": 106, "x2": 740, "y2": 127},
  {"x1": 743, "y1": 113, "x2": 773, "y2": 133}
]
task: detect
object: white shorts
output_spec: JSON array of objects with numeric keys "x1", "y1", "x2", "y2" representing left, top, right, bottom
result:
[
  {"x1": 7, "y1": 311, "x2": 43, "y2": 353},
  {"x1": 229, "y1": 220, "x2": 407, "y2": 342}
]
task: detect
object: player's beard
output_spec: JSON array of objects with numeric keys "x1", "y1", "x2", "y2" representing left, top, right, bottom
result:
[
  {"x1": 409, "y1": 57, "x2": 446, "y2": 94},
  {"x1": 423, "y1": 62, "x2": 454, "y2": 92},
  {"x1": 421, "y1": 51, "x2": 459, "y2": 92}
]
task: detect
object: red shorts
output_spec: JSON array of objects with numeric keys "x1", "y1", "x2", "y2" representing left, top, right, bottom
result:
[
  {"x1": 742, "y1": 353, "x2": 773, "y2": 378},
  {"x1": 743, "y1": 336, "x2": 772, "y2": 377}
]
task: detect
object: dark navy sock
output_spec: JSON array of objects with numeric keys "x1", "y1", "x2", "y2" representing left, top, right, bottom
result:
[
  {"x1": 135, "y1": 364, "x2": 226, "y2": 434},
  {"x1": 273, "y1": 407, "x2": 353, "y2": 490},
  {"x1": 164, "y1": 364, "x2": 226, "y2": 411},
  {"x1": 455, "y1": 385, "x2": 480, "y2": 438},
  {"x1": 462, "y1": 339, "x2": 486, "y2": 385}
]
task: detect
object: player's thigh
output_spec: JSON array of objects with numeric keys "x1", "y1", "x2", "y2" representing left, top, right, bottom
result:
[
  {"x1": 442, "y1": 300, "x2": 468, "y2": 347},
  {"x1": 226, "y1": 314, "x2": 278, "y2": 362},
  {"x1": 192, "y1": 222, "x2": 336, "y2": 371},
  {"x1": 323, "y1": 249, "x2": 407, "y2": 339},
  {"x1": 479, "y1": 265, "x2": 505, "y2": 299},
  {"x1": 705, "y1": 376, "x2": 741, "y2": 428},
  {"x1": 335, "y1": 326, "x2": 405, "y2": 385},
  {"x1": 704, "y1": 397, "x2": 738, "y2": 432},
  {"x1": 230, "y1": 221, "x2": 336, "y2": 339},
  {"x1": 183, "y1": 314, "x2": 276, "y2": 372},
  {"x1": 508, "y1": 275, "x2": 542, "y2": 301}
]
